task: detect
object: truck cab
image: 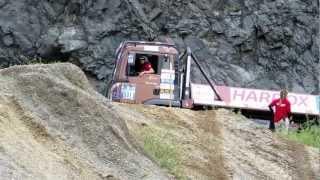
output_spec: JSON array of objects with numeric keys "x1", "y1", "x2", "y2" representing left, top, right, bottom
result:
[{"x1": 108, "y1": 41, "x2": 184, "y2": 107}]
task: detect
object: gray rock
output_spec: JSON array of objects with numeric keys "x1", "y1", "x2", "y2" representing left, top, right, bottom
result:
[
  {"x1": 2, "y1": 34, "x2": 14, "y2": 47},
  {"x1": 0, "y1": 0, "x2": 318, "y2": 94},
  {"x1": 240, "y1": 40, "x2": 254, "y2": 52},
  {"x1": 211, "y1": 21, "x2": 225, "y2": 34},
  {"x1": 58, "y1": 26, "x2": 88, "y2": 53},
  {"x1": 37, "y1": 27, "x2": 60, "y2": 58}
]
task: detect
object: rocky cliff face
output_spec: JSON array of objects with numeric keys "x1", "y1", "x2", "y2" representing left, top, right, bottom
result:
[{"x1": 0, "y1": 0, "x2": 319, "y2": 94}]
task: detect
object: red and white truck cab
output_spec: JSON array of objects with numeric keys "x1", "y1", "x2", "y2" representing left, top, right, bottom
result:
[{"x1": 107, "y1": 41, "x2": 185, "y2": 107}]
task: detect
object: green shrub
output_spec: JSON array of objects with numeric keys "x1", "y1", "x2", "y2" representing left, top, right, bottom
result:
[{"x1": 279, "y1": 123, "x2": 320, "y2": 149}]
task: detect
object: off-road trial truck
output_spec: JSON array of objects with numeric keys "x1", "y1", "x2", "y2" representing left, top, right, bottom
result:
[{"x1": 107, "y1": 41, "x2": 320, "y2": 117}]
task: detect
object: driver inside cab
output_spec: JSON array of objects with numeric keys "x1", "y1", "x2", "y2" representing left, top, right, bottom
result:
[{"x1": 138, "y1": 56, "x2": 155, "y2": 76}]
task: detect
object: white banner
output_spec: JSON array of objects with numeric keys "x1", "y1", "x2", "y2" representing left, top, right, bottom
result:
[
  {"x1": 191, "y1": 83, "x2": 320, "y2": 115},
  {"x1": 191, "y1": 84, "x2": 215, "y2": 105},
  {"x1": 227, "y1": 87, "x2": 319, "y2": 115}
]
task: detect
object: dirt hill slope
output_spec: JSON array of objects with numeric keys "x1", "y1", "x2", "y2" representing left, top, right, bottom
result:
[
  {"x1": 0, "y1": 63, "x2": 318, "y2": 180},
  {"x1": 113, "y1": 103, "x2": 320, "y2": 180},
  {"x1": 0, "y1": 63, "x2": 169, "y2": 180}
]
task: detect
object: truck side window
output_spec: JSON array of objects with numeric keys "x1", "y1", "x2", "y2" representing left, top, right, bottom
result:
[
  {"x1": 127, "y1": 53, "x2": 159, "y2": 76},
  {"x1": 161, "y1": 55, "x2": 172, "y2": 70}
]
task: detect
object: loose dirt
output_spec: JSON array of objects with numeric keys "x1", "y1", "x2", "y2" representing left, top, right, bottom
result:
[
  {"x1": 0, "y1": 63, "x2": 169, "y2": 180},
  {"x1": 113, "y1": 104, "x2": 320, "y2": 180},
  {"x1": 0, "y1": 63, "x2": 318, "y2": 180}
]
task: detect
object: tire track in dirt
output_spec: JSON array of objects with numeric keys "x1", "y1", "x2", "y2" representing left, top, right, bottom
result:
[
  {"x1": 111, "y1": 104, "x2": 320, "y2": 180},
  {"x1": 115, "y1": 104, "x2": 228, "y2": 180},
  {"x1": 0, "y1": 95, "x2": 103, "y2": 180},
  {"x1": 278, "y1": 136, "x2": 317, "y2": 180},
  {"x1": 193, "y1": 110, "x2": 228, "y2": 180}
]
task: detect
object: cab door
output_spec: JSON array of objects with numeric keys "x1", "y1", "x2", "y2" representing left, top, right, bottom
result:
[
  {"x1": 158, "y1": 55, "x2": 176, "y2": 100},
  {"x1": 127, "y1": 53, "x2": 161, "y2": 104}
]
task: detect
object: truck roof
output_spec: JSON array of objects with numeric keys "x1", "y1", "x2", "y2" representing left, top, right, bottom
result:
[
  {"x1": 123, "y1": 41, "x2": 176, "y2": 47},
  {"x1": 115, "y1": 41, "x2": 178, "y2": 57}
]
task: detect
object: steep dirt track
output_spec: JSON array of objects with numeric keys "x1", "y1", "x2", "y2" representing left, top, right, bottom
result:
[
  {"x1": 278, "y1": 137, "x2": 316, "y2": 180},
  {"x1": 0, "y1": 63, "x2": 169, "y2": 180},
  {"x1": 113, "y1": 104, "x2": 228, "y2": 179},
  {"x1": 218, "y1": 110, "x2": 319, "y2": 180},
  {"x1": 0, "y1": 63, "x2": 318, "y2": 180},
  {"x1": 0, "y1": 96, "x2": 102, "y2": 180},
  {"x1": 113, "y1": 103, "x2": 320, "y2": 180}
]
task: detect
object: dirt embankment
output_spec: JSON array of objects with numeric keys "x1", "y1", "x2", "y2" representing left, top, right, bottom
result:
[
  {"x1": 0, "y1": 63, "x2": 318, "y2": 180},
  {"x1": 113, "y1": 104, "x2": 320, "y2": 180},
  {"x1": 0, "y1": 63, "x2": 169, "y2": 180}
]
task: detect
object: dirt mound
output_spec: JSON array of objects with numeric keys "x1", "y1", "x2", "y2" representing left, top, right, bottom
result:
[
  {"x1": 219, "y1": 110, "x2": 319, "y2": 180},
  {"x1": 0, "y1": 63, "x2": 318, "y2": 180},
  {"x1": 0, "y1": 63, "x2": 169, "y2": 180},
  {"x1": 113, "y1": 104, "x2": 320, "y2": 180}
]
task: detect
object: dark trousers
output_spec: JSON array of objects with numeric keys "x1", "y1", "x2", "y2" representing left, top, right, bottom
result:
[{"x1": 269, "y1": 114, "x2": 275, "y2": 130}]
